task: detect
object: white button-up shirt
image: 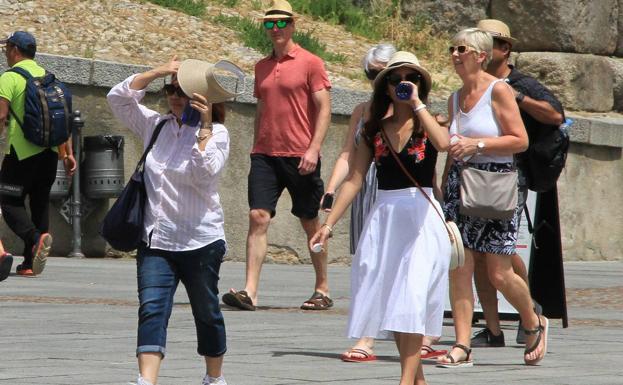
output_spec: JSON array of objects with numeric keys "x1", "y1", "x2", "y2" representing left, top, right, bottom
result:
[{"x1": 107, "y1": 75, "x2": 230, "y2": 251}]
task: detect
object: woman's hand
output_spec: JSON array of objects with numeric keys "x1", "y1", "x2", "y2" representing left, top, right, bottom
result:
[
  {"x1": 408, "y1": 82, "x2": 424, "y2": 108},
  {"x1": 190, "y1": 93, "x2": 213, "y2": 127},
  {"x1": 153, "y1": 55, "x2": 181, "y2": 78},
  {"x1": 448, "y1": 135, "x2": 478, "y2": 161},
  {"x1": 309, "y1": 225, "x2": 332, "y2": 252}
]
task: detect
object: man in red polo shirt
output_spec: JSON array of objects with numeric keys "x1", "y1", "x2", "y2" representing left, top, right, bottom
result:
[{"x1": 223, "y1": 0, "x2": 332, "y2": 311}]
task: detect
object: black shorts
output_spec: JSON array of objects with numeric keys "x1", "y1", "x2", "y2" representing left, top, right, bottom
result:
[{"x1": 248, "y1": 154, "x2": 323, "y2": 219}]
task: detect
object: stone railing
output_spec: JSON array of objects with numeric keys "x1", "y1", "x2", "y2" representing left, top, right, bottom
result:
[{"x1": 1, "y1": 53, "x2": 621, "y2": 261}]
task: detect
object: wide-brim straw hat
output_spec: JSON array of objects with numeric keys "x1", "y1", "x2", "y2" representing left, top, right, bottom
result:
[
  {"x1": 261, "y1": 0, "x2": 298, "y2": 20},
  {"x1": 477, "y1": 19, "x2": 517, "y2": 44},
  {"x1": 177, "y1": 59, "x2": 246, "y2": 104},
  {"x1": 373, "y1": 51, "x2": 432, "y2": 93}
]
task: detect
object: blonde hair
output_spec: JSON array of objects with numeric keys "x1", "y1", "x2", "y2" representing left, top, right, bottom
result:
[{"x1": 451, "y1": 28, "x2": 492, "y2": 70}]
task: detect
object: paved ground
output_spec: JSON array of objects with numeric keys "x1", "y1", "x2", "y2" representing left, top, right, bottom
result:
[{"x1": 1, "y1": 257, "x2": 622, "y2": 385}]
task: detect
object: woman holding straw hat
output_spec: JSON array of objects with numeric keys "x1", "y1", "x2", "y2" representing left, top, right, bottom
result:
[
  {"x1": 436, "y1": 28, "x2": 548, "y2": 368},
  {"x1": 107, "y1": 55, "x2": 235, "y2": 385},
  {"x1": 310, "y1": 50, "x2": 451, "y2": 385}
]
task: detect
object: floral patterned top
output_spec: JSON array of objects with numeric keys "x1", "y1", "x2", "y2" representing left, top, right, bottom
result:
[{"x1": 373, "y1": 130, "x2": 437, "y2": 190}]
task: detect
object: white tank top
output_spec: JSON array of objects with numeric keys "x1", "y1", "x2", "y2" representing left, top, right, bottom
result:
[{"x1": 449, "y1": 79, "x2": 513, "y2": 164}]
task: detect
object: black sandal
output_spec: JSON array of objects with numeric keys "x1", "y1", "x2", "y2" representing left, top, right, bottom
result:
[
  {"x1": 524, "y1": 315, "x2": 549, "y2": 365},
  {"x1": 436, "y1": 343, "x2": 473, "y2": 368}
]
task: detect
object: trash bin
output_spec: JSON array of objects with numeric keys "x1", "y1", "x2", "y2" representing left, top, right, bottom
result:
[
  {"x1": 82, "y1": 135, "x2": 124, "y2": 199},
  {"x1": 49, "y1": 159, "x2": 70, "y2": 200}
]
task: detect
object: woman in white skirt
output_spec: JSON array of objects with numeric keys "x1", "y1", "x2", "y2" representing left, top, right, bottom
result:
[{"x1": 310, "y1": 51, "x2": 451, "y2": 385}]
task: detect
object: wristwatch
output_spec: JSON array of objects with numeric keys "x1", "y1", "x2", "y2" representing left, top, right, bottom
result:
[
  {"x1": 515, "y1": 92, "x2": 525, "y2": 103},
  {"x1": 476, "y1": 141, "x2": 485, "y2": 155}
]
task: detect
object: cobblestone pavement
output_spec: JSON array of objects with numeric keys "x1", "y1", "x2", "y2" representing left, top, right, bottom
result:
[{"x1": 0, "y1": 258, "x2": 621, "y2": 385}]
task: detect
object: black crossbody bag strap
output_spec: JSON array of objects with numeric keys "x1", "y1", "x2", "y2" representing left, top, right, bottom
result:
[{"x1": 135, "y1": 119, "x2": 167, "y2": 173}]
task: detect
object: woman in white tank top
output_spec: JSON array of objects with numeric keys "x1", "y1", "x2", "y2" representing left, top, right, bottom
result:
[{"x1": 437, "y1": 28, "x2": 550, "y2": 368}]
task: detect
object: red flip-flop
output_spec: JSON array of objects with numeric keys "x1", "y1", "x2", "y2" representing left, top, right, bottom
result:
[
  {"x1": 341, "y1": 348, "x2": 377, "y2": 363},
  {"x1": 421, "y1": 344, "x2": 448, "y2": 359}
]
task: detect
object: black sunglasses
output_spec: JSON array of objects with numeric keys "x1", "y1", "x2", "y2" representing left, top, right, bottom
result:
[
  {"x1": 163, "y1": 84, "x2": 188, "y2": 98},
  {"x1": 448, "y1": 45, "x2": 475, "y2": 55},
  {"x1": 365, "y1": 68, "x2": 381, "y2": 80},
  {"x1": 387, "y1": 72, "x2": 421, "y2": 87},
  {"x1": 263, "y1": 19, "x2": 291, "y2": 29}
]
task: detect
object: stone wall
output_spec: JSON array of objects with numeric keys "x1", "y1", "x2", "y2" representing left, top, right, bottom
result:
[{"x1": 0, "y1": 53, "x2": 621, "y2": 262}]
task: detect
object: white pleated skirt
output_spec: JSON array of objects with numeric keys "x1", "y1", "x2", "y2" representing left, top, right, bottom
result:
[{"x1": 347, "y1": 187, "x2": 451, "y2": 340}]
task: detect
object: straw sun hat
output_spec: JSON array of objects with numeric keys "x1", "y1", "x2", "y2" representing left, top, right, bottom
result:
[
  {"x1": 476, "y1": 19, "x2": 518, "y2": 44},
  {"x1": 261, "y1": 0, "x2": 298, "y2": 20},
  {"x1": 373, "y1": 51, "x2": 432, "y2": 94},
  {"x1": 177, "y1": 59, "x2": 246, "y2": 104}
]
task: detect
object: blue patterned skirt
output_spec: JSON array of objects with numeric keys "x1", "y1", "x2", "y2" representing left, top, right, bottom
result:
[{"x1": 443, "y1": 162, "x2": 521, "y2": 255}]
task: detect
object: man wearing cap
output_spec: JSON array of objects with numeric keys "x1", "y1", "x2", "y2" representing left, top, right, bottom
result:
[
  {"x1": 222, "y1": 0, "x2": 332, "y2": 311},
  {"x1": 0, "y1": 31, "x2": 75, "y2": 277},
  {"x1": 470, "y1": 19, "x2": 564, "y2": 347}
]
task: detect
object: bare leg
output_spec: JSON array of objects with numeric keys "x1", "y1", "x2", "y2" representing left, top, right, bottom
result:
[
  {"x1": 205, "y1": 354, "x2": 224, "y2": 378},
  {"x1": 511, "y1": 253, "x2": 529, "y2": 285},
  {"x1": 394, "y1": 332, "x2": 424, "y2": 385},
  {"x1": 239, "y1": 209, "x2": 271, "y2": 305},
  {"x1": 138, "y1": 352, "x2": 162, "y2": 385},
  {"x1": 438, "y1": 248, "x2": 476, "y2": 363},
  {"x1": 485, "y1": 253, "x2": 544, "y2": 362},
  {"x1": 474, "y1": 253, "x2": 502, "y2": 335},
  {"x1": 300, "y1": 217, "x2": 329, "y2": 298}
]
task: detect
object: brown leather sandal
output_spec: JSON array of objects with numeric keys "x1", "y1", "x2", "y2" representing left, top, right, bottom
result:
[
  {"x1": 222, "y1": 290, "x2": 256, "y2": 311},
  {"x1": 524, "y1": 315, "x2": 549, "y2": 365},
  {"x1": 436, "y1": 343, "x2": 473, "y2": 368},
  {"x1": 300, "y1": 291, "x2": 334, "y2": 310}
]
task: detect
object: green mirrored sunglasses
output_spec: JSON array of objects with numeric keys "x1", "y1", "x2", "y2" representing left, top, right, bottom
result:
[{"x1": 263, "y1": 19, "x2": 291, "y2": 29}]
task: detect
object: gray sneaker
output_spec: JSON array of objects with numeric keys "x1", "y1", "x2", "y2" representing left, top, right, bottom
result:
[
  {"x1": 471, "y1": 328, "x2": 505, "y2": 347},
  {"x1": 202, "y1": 375, "x2": 227, "y2": 385}
]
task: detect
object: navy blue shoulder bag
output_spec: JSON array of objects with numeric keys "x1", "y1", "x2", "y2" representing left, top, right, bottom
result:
[{"x1": 100, "y1": 119, "x2": 167, "y2": 251}]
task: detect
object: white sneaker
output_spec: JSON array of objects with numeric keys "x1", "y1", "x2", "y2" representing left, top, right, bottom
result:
[{"x1": 202, "y1": 374, "x2": 227, "y2": 385}]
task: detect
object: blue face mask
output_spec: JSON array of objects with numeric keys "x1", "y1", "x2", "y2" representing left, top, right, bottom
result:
[{"x1": 181, "y1": 102, "x2": 200, "y2": 126}]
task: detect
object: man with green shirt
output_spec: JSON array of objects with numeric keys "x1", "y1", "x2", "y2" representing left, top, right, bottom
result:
[{"x1": 0, "y1": 31, "x2": 75, "y2": 277}]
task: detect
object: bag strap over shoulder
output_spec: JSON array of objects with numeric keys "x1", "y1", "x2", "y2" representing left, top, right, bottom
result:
[
  {"x1": 136, "y1": 119, "x2": 168, "y2": 173},
  {"x1": 5, "y1": 67, "x2": 33, "y2": 129},
  {"x1": 380, "y1": 128, "x2": 454, "y2": 242}
]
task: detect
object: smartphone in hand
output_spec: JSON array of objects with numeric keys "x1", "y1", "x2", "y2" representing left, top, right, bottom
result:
[{"x1": 321, "y1": 193, "x2": 334, "y2": 210}]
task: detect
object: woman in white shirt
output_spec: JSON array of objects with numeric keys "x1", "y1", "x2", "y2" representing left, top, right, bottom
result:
[
  {"x1": 437, "y1": 29, "x2": 548, "y2": 368},
  {"x1": 107, "y1": 56, "x2": 230, "y2": 385}
]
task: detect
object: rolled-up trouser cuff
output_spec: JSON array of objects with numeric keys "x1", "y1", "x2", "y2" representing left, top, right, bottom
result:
[{"x1": 137, "y1": 345, "x2": 166, "y2": 358}]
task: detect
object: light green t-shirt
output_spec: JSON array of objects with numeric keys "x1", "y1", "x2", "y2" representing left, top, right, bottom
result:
[{"x1": 0, "y1": 59, "x2": 58, "y2": 160}]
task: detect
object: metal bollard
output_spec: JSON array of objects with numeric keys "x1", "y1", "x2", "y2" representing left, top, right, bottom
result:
[{"x1": 68, "y1": 110, "x2": 85, "y2": 258}]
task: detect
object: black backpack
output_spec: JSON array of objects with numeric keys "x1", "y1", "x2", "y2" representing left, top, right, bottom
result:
[
  {"x1": 522, "y1": 119, "x2": 571, "y2": 193},
  {"x1": 506, "y1": 70, "x2": 570, "y2": 193},
  {"x1": 7, "y1": 67, "x2": 72, "y2": 147}
]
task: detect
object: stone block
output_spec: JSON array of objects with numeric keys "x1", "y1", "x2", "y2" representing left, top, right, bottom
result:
[
  {"x1": 402, "y1": 0, "x2": 489, "y2": 32},
  {"x1": 491, "y1": 0, "x2": 618, "y2": 55},
  {"x1": 617, "y1": 0, "x2": 623, "y2": 56},
  {"x1": 91, "y1": 59, "x2": 155, "y2": 92},
  {"x1": 516, "y1": 52, "x2": 613, "y2": 112},
  {"x1": 607, "y1": 57, "x2": 623, "y2": 111}
]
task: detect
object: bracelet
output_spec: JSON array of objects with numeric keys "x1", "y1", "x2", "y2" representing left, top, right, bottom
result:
[
  {"x1": 201, "y1": 122, "x2": 213, "y2": 130},
  {"x1": 322, "y1": 223, "x2": 333, "y2": 237},
  {"x1": 413, "y1": 104, "x2": 427, "y2": 113},
  {"x1": 196, "y1": 133, "x2": 212, "y2": 143}
]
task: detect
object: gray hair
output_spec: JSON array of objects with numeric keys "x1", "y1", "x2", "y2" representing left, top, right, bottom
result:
[
  {"x1": 362, "y1": 43, "x2": 397, "y2": 72},
  {"x1": 451, "y1": 28, "x2": 492, "y2": 70}
]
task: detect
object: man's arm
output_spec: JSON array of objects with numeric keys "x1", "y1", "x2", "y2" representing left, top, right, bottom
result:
[
  {"x1": 513, "y1": 78, "x2": 564, "y2": 126},
  {"x1": 253, "y1": 99, "x2": 263, "y2": 147},
  {"x1": 298, "y1": 88, "x2": 331, "y2": 175},
  {"x1": 0, "y1": 97, "x2": 9, "y2": 138}
]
